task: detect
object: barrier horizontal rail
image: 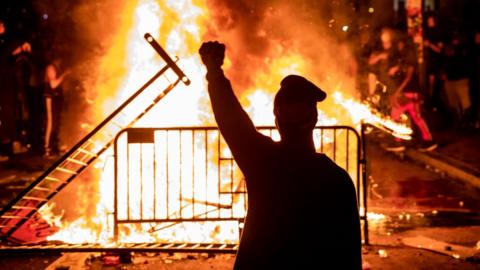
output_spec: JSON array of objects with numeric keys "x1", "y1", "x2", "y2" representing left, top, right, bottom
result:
[{"x1": 0, "y1": 242, "x2": 238, "y2": 254}]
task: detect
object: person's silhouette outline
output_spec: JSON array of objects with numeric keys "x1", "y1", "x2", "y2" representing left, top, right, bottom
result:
[{"x1": 200, "y1": 41, "x2": 362, "y2": 270}]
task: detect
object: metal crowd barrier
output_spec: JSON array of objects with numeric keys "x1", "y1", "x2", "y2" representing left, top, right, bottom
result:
[{"x1": 113, "y1": 126, "x2": 368, "y2": 248}]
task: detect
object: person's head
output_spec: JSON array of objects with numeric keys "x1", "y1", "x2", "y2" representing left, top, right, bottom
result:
[
  {"x1": 380, "y1": 28, "x2": 393, "y2": 50},
  {"x1": 45, "y1": 64, "x2": 58, "y2": 81},
  {"x1": 273, "y1": 75, "x2": 326, "y2": 144}
]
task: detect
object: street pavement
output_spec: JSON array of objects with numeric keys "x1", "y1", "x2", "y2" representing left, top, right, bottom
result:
[{"x1": 0, "y1": 127, "x2": 479, "y2": 269}]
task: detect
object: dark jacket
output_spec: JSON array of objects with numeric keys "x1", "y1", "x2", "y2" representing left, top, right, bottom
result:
[
  {"x1": 205, "y1": 68, "x2": 362, "y2": 270},
  {"x1": 443, "y1": 40, "x2": 470, "y2": 81}
]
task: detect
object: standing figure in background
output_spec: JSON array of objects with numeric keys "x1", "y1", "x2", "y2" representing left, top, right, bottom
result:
[
  {"x1": 355, "y1": 27, "x2": 375, "y2": 101},
  {"x1": 44, "y1": 61, "x2": 69, "y2": 157},
  {"x1": 385, "y1": 37, "x2": 437, "y2": 152},
  {"x1": 11, "y1": 35, "x2": 33, "y2": 154},
  {"x1": 0, "y1": 19, "x2": 14, "y2": 162},
  {"x1": 423, "y1": 14, "x2": 444, "y2": 107},
  {"x1": 26, "y1": 52, "x2": 46, "y2": 155},
  {"x1": 442, "y1": 32, "x2": 472, "y2": 127},
  {"x1": 367, "y1": 28, "x2": 399, "y2": 114},
  {"x1": 0, "y1": 19, "x2": 31, "y2": 160}
]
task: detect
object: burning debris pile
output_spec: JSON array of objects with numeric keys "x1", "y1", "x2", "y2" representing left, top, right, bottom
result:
[{"x1": 1, "y1": 0, "x2": 409, "y2": 246}]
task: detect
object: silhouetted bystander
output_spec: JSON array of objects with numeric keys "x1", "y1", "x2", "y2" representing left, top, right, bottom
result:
[
  {"x1": 442, "y1": 32, "x2": 472, "y2": 127},
  {"x1": 44, "y1": 60, "x2": 69, "y2": 157},
  {"x1": 423, "y1": 14, "x2": 444, "y2": 107}
]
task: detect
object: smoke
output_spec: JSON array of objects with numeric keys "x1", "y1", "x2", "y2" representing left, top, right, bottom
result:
[
  {"x1": 203, "y1": 0, "x2": 359, "y2": 102},
  {"x1": 32, "y1": 0, "x2": 128, "y2": 139},
  {"x1": 36, "y1": 0, "x2": 361, "y2": 146}
]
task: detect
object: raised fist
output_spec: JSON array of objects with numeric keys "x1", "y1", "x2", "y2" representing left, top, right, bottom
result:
[{"x1": 199, "y1": 41, "x2": 225, "y2": 69}]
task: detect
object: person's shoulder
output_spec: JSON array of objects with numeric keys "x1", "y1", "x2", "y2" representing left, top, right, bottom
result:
[
  {"x1": 315, "y1": 153, "x2": 354, "y2": 186},
  {"x1": 258, "y1": 132, "x2": 277, "y2": 148},
  {"x1": 315, "y1": 154, "x2": 350, "y2": 176}
]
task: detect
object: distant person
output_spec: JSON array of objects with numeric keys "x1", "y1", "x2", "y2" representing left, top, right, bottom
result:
[
  {"x1": 0, "y1": 19, "x2": 31, "y2": 160},
  {"x1": 199, "y1": 41, "x2": 362, "y2": 269},
  {"x1": 44, "y1": 60, "x2": 69, "y2": 157},
  {"x1": 385, "y1": 37, "x2": 437, "y2": 152},
  {"x1": 11, "y1": 33, "x2": 33, "y2": 154},
  {"x1": 0, "y1": 19, "x2": 13, "y2": 162},
  {"x1": 367, "y1": 27, "x2": 400, "y2": 114},
  {"x1": 442, "y1": 32, "x2": 472, "y2": 127},
  {"x1": 354, "y1": 27, "x2": 375, "y2": 100},
  {"x1": 423, "y1": 14, "x2": 444, "y2": 105},
  {"x1": 25, "y1": 50, "x2": 45, "y2": 155}
]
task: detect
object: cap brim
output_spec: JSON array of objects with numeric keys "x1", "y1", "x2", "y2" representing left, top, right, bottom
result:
[
  {"x1": 314, "y1": 89, "x2": 327, "y2": 102},
  {"x1": 275, "y1": 75, "x2": 327, "y2": 107}
]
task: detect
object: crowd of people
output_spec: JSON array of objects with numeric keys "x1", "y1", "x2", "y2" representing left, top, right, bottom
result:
[
  {"x1": 355, "y1": 14, "x2": 480, "y2": 152},
  {"x1": 0, "y1": 18, "x2": 68, "y2": 162}
]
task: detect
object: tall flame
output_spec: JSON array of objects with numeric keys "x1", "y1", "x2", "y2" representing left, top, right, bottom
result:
[{"x1": 41, "y1": 0, "x2": 408, "y2": 244}]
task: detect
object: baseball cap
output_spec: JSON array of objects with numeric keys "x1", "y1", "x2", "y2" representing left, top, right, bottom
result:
[{"x1": 273, "y1": 75, "x2": 326, "y2": 109}]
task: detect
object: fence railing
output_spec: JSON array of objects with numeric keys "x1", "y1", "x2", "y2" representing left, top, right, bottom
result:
[{"x1": 114, "y1": 126, "x2": 368, "y2": 246}]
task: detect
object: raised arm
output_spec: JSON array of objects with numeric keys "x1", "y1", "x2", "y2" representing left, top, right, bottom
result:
[
  {"x1": 199, "y1": 41, "x2": 267, "y2": 166},
  {"x1": 368, "y1": 51, "x2": 387, "y2": 65}
]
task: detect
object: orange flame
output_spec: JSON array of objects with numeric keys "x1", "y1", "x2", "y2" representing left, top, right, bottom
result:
[{"x1": 41, "y1": 0, "x2": 408, "y2": 244}]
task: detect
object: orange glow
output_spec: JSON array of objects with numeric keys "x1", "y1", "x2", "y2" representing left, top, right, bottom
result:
[
  {"x1": 39, "y1": 0, "x2": 411, "y2": 245},
  {"x1": 332, "y1": 92, "x2": 412, "y2": 140}
]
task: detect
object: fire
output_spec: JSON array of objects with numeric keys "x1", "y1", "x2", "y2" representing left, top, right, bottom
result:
[
  {"x1": 38, "y1": 0, "x2": 411, "y2": 245},
  {"x1": 332, "y1": 92, "x2": 412, "y2": 140},
  {"x1": 45, "y1": 0, "x2": 232, "y2": 244}
]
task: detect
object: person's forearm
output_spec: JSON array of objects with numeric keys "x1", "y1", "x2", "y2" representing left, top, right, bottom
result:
[
  {"x1": 205, "y1": 68, "x2": 258, "y2": 145},
  {"x1": 49, "y1": 77, "x2": 63, "y2": 89},
  {"x1": 48, "y1": 72, "x2": 68, "y2": 89},
  {"x1": 368, "y1": 55, "x2": 380, "y2": 65}
]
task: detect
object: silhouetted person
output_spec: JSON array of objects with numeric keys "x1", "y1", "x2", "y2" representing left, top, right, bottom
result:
[
  {"x1": 199, "y1": 41, "x2": 361, "y2": 270},
  {"x1": 424, "y1": 14, "x2": 444, "y2": 105},
  {"x1": 0, "y1": 19, "x2": 31, "y2": 159},
  {"x1": 442, "y1": 32, "x2": 471, "y2": 127},
  {"x1": 385, "y1": 37, "x2": 437, "y2": 152},
  {"x1": 367, "y1": 28, "x2": 400, "y2": 114},
  {"x1": 355, "y1": 27, "x2": 375, "y2": 100},
  {"x1": 44, "y1": 60, "x2": 69, "y2": 157}
]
